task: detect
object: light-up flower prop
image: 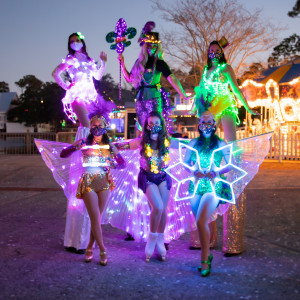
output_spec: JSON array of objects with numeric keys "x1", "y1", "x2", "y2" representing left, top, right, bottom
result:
[
  {"x1": 106, "y1": 18, "x2": 137, "y2": 101},
  {"x1": 165, "y1": 142, "x2": 247, "y2": 204}
]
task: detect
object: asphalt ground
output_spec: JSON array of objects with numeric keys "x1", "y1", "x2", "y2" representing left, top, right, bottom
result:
[{"x1": 0, "y1": 156, "x2": 299, "y2": 300}]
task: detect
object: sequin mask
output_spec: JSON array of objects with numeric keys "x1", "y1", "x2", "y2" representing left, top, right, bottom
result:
[
  {"x1": 199, "y1": 122, "x2": 215, "y2": 135},
  {"x1": 208, "y1": 51, "x2": 222, "y2": 61},
  {"x1": 90, "y1": 126, "x2": 107, "y2": 136},
  {"x1": 147, "y1": 124, "x2": 162, "y2": 134}
]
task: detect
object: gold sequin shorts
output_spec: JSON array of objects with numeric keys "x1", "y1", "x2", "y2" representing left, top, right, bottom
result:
[{"x1": 76, "y1": 170, "x2": 116, "y2": 199}]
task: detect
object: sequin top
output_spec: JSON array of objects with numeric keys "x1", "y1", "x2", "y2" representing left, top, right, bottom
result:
[
  {"x1": 140, "y1": 150, "x2": 165, "y2": 174},
  {"x1": 81, "y1": 145, "x2": 112, "y2": 174}
]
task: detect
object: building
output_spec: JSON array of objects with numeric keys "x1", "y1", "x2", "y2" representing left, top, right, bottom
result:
[{"x1": 0, "y1": 92, "x2": 17, "y2": 131}]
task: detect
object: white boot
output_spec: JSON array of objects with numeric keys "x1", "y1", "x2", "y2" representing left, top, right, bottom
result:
[
  {"x1": 145, "y1": 232, "x2": 158, "y2": 262},
  {"x1": 156, "y1": 233, "x2": 167, "y2": 261}
]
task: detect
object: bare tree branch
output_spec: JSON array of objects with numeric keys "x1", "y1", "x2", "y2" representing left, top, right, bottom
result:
[{"x1": 151, "y1": 0, "x2": 282, "y2": 82}]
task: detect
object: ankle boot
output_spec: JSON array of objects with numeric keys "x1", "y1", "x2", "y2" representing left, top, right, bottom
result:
[
  {"x1": 145, "y1": 232, "x2": 157, "y2": 262},
  {"x1": 156, "y1": 233, "x2": 167, "y2": 261}
]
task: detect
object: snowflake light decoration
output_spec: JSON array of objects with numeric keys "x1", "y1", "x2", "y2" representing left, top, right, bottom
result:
[{"x1": 165, "y1": 142, "x2": 247, "y2": 204}]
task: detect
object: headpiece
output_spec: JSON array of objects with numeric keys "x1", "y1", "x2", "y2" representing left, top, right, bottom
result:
[
  {"x1": 138, "y1": 21, "x2": 161, "y2": 46},
  {"x1": 88, "y1": 98, "x2": 116, "y2": 127},
  {"x1": 90, "y1": 115, "x2": 107, "y2": 126},
  {"x1": 77, "y1": 32, "x2": 85, "y2": 40},
  {"x1": 218, "y1": 36, "x2": 229, "y2": 49}
]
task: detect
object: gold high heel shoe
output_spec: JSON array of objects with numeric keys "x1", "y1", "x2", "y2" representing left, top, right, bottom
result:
[
  {"x1": 100, "y1": 251, "x2": 108, "y2": 266},
  {"x1": 84, "y1": 249, "x2": 93, "y2": 263}
]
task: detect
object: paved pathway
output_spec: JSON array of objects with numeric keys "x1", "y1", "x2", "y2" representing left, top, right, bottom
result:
[{"x1": 0, "y1": 156, "x2": 299, "y2": 299}]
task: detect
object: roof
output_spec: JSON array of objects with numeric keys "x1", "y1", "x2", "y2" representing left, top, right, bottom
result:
[
  {"x1": 256, "y1": 57, "x2": 300, "y2": 84},
  {"x1": 0, "y1": 92, "x2": 17, "y2": 112}
]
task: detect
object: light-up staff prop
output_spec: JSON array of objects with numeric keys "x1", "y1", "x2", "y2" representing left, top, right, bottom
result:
[
  {"x1": 106, "y1": 18, "x2": 137, "y2": 101},
  {"x1": 165, "y1": 142, "x2": 247, "y2": 204}
]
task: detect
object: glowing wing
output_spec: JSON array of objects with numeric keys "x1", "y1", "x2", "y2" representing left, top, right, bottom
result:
[{"x1": 34, "y1": 139, "x2": 85, "y2": 211}]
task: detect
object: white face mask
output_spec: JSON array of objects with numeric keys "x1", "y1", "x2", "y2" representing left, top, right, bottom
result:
[{"x1": 70, "y1": 42, "x2": 83, "y2": 51}]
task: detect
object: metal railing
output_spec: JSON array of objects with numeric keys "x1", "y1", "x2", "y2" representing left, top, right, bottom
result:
[
  {"x1": 1, "y1": 130, "x2": 299, "y2": 161},
  {"x1": 178, "y1": 129, "x2": 300, "y2": 161}
]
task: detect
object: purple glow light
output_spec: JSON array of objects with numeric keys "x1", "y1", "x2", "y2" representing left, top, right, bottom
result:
[{"x1": 115, "y1": 18, "x2": 127, "y2": 54}]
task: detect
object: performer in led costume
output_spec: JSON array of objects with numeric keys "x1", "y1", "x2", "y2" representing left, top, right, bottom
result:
[
  {"x1": 52, "y1": 32, "x2": 108, "y2": 128},
  {"x1": 52, "y1": 32, "x2": 115, "y2": 252},
  {"x1": 37, "y1": 108, "x2": 125, "y2": 265},
  {"x1": 183, "y1": 111, "x2": 231, "y2": 276},
  {"x1": 191, "y1": 40, "x2": 259, "y2": 255},
  {"x1": 118, "y1": 21, "x2": 190, "y2": 130},
  {"x1": 117, "y1": 111, "x2": 172, "y2": 262}
]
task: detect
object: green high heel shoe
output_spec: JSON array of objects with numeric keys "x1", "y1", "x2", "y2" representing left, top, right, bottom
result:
[{"x1": 198, "y1": 253, "x2": 213, "y2": 276}]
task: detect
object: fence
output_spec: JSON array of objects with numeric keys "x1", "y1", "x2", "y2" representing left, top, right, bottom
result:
[
  {"x1": 0, "y1": 132, "x2": 75, "y2": 155},
  {"x1": 0, "y1": 131, "x2": 299, "y2": 161},
  {"x1": 178, "y1": 129, "x2": 300, "y2": 162}
]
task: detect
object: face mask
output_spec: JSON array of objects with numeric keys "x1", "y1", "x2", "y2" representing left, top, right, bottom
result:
[
  {"x1": 208, "y1": 51, "x2": 222, "y2": 61},
  {"x1": 147, "y1": 44, "x2": 158, "y2": 56},
  {"x1": 70, "y1": 42, "x2": 83, "y2": 51},
  {"x1": 90, "y1": 126, "x2": 106, "y2": 136},
  {"x1": 199, "y1": 122, "x2": 215, "y2": 135},
  {"x1": 147, "y1": 124, "x2": 162, "y2": 134}
]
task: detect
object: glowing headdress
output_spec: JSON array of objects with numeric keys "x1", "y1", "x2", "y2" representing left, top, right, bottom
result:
[
  {"x1": 88, "y1": 98, "x2": 116, "y2": 127},
  {"x1": 138, "y1": 21, "x2": 161, "y2": 46}
]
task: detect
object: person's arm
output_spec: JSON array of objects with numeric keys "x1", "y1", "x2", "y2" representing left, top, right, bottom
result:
[
  {"x1": 110, "y1": 144, "x2": 126, "y2": 169},
  {"x1": 167, "y1": 74, "x2": 189, "y2": 101},
  {"x1": 212, "y1": 140, "x2": 231, "y2": 177},
  {"x1": 224, "y1": 65, "x2": 259, "y2": 115},
  {"x1": 52, "y1": 63, "x2": 72, "y2": 90},
  {"x1": 190, "y1": 75, "x2": 205, "y2": 114},
  {"x1": 93, "y1": 51, "x2": 107, "y2": 80},
  {"x1": 60, "y1": 139, "x2": 85, "y2": 158},
  {"x1": 118, "y1": 54, "x2": 131, "y2": 83},
  {"x1": 113, "y1": 137, "x2": 142, "y2": 151},
  {"x1": 183, "y1": 139, "x2": 198, "y2": 167}
]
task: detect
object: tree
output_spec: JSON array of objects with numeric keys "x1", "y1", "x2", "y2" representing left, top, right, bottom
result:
[
  {"x1": 288, "y1": 0, "x2": 300, "y2": 18},
  {"x1": 267, "y1": 34, "x2": 300, "y2": 67},
  {"x1": 94, "y1": 74, "x2": 135, "y2": 106},
  {"x1": 0, "y1": 81, "x2": 9, "y2": 92},
  {"x1": 151, "y1": 0, "x2": 280, "y2": 84},
  {"x1": 8, "y1": 75, "x2": 66, "y2": 130},
  {"x1": 239, "y1": 62, "x2": 266, "y2": 84}
]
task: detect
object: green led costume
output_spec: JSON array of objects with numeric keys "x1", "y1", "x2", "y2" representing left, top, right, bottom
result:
[
  {"x1": 195, "y1": 63, "x2": 239, "y2": 124},
  {"x1": 188, "y1": 138, "x2": 231, "y2": 201}
]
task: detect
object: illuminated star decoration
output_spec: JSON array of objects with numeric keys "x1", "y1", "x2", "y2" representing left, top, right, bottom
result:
[
  {"x1": 106, "y1": 18, "x2": 137, "y2": 101},
  {"x1": 165, "y1": 142, "x2": 247, "y2": 204}
]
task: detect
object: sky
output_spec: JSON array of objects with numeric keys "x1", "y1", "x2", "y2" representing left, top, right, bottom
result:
[{"x1": 0, "y1": 0, "x2": 298, "y2": 94}]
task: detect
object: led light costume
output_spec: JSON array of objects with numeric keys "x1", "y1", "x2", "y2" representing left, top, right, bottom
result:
[
  {"x1": 35, "y1": 102, "x2": 118, "y2": 254},
  {"x1": 34, "y1": 118, "x2": 272, "y2": 264},
  {"x1": 52, "y1": 33, "x2": 116, "y2": 252},
  {"x1": 118, "y1": 21, "x2": 189, "y2": 131},
  {"x1": 52, "y1": 32, "x2": 108, "y2": 125},
  {"x1": 192, "y1": 39, "x2": 259, "y2": 254},
  {"x1": 195, "y1": 62, "x2": 239, "y2": 122},
  {"x1": 165, "y1": 111, "x2": 272, "y2": 276}
]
